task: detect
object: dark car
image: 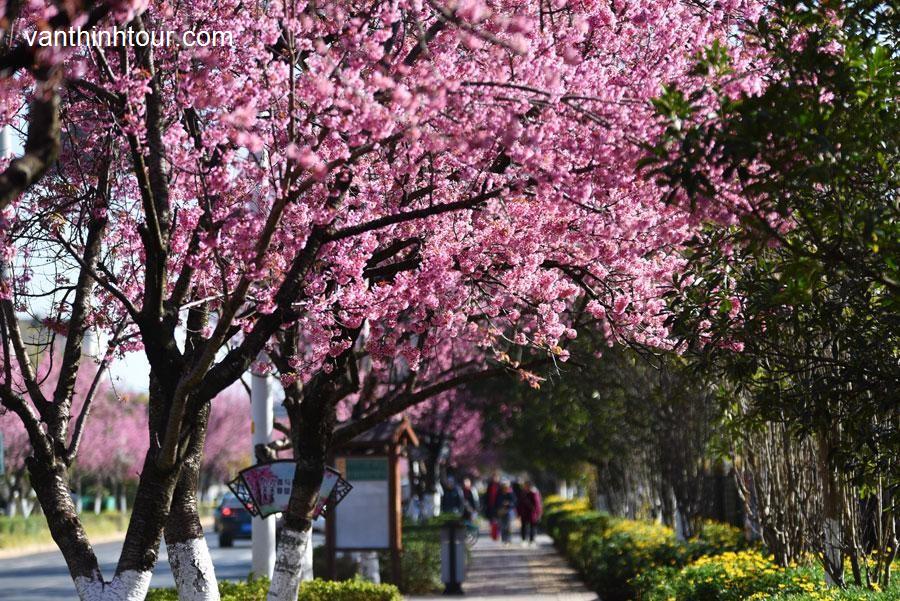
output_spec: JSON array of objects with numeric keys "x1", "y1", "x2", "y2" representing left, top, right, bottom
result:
[{"x1": 214, "y1": 493, "x2": 252, "y2": 547}]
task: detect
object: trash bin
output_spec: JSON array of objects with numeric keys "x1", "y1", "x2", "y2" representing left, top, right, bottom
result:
[{"x1": 440, "y1": 520, "x2": 466, "y2": 595}]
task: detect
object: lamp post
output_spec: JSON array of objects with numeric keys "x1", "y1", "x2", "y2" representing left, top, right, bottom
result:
[{"x1": 250, "y1": 354, "x2": 276, "y2": 579}]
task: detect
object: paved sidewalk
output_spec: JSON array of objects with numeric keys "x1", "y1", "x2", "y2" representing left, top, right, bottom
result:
[{"x1": 408, "y1": 532, "x2": 598, "y2": 600}]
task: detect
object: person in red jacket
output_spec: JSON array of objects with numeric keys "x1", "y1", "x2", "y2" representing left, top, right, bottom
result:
[
  {"x1": 517, "y1": 480, "x2": 542, "y2": 545},
  {"x1": 483, "y1": 472, "x2": 502, "y2": 540}
]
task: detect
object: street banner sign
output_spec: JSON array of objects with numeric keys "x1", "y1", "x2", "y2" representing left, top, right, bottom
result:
[{"x1": 227, "y1": 460, "x2": 351, "y2": 519}]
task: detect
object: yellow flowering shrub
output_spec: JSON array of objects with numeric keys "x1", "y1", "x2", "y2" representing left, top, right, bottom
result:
[
  {"x1": 643, "y1": 550, "x2": 819, "y2": 601},
  {"x1": 690, "y1": 520, "x2": 749, "y2": 555},
  {"x1": 583, "y1": 518, "x2": 687, "y2": 601},
  {"x1": 540, "y1": 499, "x2": 900, "y2": 601},
  {"x1": 768, "y1": 588, "x2": 900, "y2": 601}
]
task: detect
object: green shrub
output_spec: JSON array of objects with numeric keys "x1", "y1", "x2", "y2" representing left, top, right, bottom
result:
[
  {"x1": 386, "y1": 516, "x2": 454, "y2": 594},
  {"x1": 770, "y1": 589, "x2": 900, "y2": 601},
  {"x1": 306, "y1": 520, "x2": 442, "y2": 595},
  {"x1": 640, "y1": 550, "x2": 818, "y2": 601},
  {"x1": 543, "y1": 498, "x2": 762, "y2": 601},
  {"x1": 685, "y1": 519, "x2": 750, "y2": 559},
  {"x1": 311, "y1": 546, "x2": 358, "y2": 581},
  {"x1": 543, "y1": 498, "x2": 900, "y2": 601},
  {"x1": 298, "y1": 579, "x2": 400, "y2": 601},
  {"x1": 147, "y1": 577, "x2": 400, "y2": 601},
  {"x1": 581, "y1": 517, "x2": 687, "y2": 601},
  {"x1": 380, "y1": 538, "x2": 442, "y2": 594}
]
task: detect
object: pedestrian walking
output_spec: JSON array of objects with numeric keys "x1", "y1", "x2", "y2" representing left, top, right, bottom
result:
[
  {"x1": 462, "y1": 477, "x2": 479, "y2": 521},
  {"x1": 440, "y1": 475, "x2": 465, "y2": 516},
  {"x1": 496, "y1": 480, "x2": 517, "y2": 544},
  {"x1": 517, "y1": 480, "x2": 543, "y2": 545},
  {"x1": 483, "y1": 472, "x2": 501, "y2": 540}
]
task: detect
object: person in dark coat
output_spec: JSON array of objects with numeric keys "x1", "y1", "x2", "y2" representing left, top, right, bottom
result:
[
  {"x1": 495, "y1": 481, "x2": 517, "y2": 544},
  {"x1": 517, "y1": 480, "x2": 542, "y2": 545},
  {"x1": 441, "y1": 475, "x2": 465, "y2": 515}
]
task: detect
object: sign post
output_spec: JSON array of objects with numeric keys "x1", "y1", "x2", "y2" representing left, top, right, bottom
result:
[
  {"x1": 250, "y1": 356, "x2": 275, "y2": 579},
  {"x1": 327, "y1": 418, "x2": 418, "y2": 586}
]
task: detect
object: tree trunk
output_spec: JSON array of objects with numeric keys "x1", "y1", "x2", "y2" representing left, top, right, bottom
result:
[
  {"x1": 25, "y1": 456, "x2": 155, "y2": 600},
  {"x1": 26, "y1": 457, "x2": 104, "y2": 601},
  {"x1": 269, "y1": 526, "x2": 313, "y2": 601},
  {"x1": 109, "y1": 447, "x2": 182, "y2": 600},
  {"x1": 267, "y1": 386, "x2": 336, "y2": 601},
  {"x1": 818, "y1": 427, "x2": 844, "y2": 587},
  {"x1": 165, "y1": 403, "x2": 220, "y2": 601}
]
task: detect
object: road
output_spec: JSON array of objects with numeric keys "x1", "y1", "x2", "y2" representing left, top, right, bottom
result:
[{"x1": 0, "y1": 529, "x2": 324, "y2": 601}]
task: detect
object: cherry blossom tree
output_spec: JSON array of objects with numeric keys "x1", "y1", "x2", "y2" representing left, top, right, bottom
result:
[
  {"x1": 406, "y1": 390, "x2": 484, "y2": 506},
  {"x1": 75, "y1": 387, "x2": 148, "y2": 513},
  {"x1": 1, "y1": 1, "x2": 768, "y2": 600},
  {"x1": 0, "y1": 342, "x2": 142, "y2": 514}
]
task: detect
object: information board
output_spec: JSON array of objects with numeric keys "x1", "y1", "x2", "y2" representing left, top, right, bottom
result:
[{"x1": 334, "y1": 457, "x2": 390, "y2": 549}]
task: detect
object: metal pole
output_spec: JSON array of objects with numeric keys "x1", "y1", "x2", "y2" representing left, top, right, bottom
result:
[{"x1": 251, "y1": 353, "x2": 276, "y2": 579}]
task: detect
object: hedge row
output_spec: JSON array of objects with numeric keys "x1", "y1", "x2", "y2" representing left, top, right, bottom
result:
[
  {"x1": 542, "y1": 497, "x2": 899, "y2": 601},
  {"x1": 146, "y1": 578, "x2": 401, "y2": 601},
  {"x1": 543, "y1": 497, "x2": 746, "y2": 600}
]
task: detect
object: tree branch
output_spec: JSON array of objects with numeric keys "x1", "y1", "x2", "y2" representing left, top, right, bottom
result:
[
  {"x1": 0, "y1": 86, "x2": 60, "y2": 211},
  {"x1": 0, "y1": 294, "x2": 50, "y2": 413},
  {"x1": 324, "y1": 186, "x2": 505, "y2": 243},
  {"x1": 51, "y1": 145, "x2": 112, "y2": 435},
  {"x1": 332, "y1": 363, "x2": 525, "y2": 446}
]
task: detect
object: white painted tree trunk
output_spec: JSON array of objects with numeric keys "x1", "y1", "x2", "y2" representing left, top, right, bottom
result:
[
  {"x1": 167, "y1": 537, "x2": 221, "y2": 601},
  {"x1": 357, "y1": 552, "x2": 380, "y2": 583},
  {"x1": 73, "y1": 570, "x2": 152, "y2": 601},
  {"x1": 422, "y1": 491, "x2": 440, "y2": 518},
  {"x1": 299, "y1": 536, "x2": 313, "y2": 582},
  {"x1": 266, "y1": 527, "x2": 311, "y2": 601},
  {"x1": 19, "y1": 494, "x2": 33, "y2": 518},
  {"x1": 674, "y1": 508, "x2": 690, "y2": 541}
]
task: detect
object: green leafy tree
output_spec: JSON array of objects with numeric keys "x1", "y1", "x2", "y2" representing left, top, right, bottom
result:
[
  {"x1": 479, "y1": 343, "x2": 724, "y2": 538},
  {"x1": 647, "y1": 0, "x2": 899, "y2": 588}
]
